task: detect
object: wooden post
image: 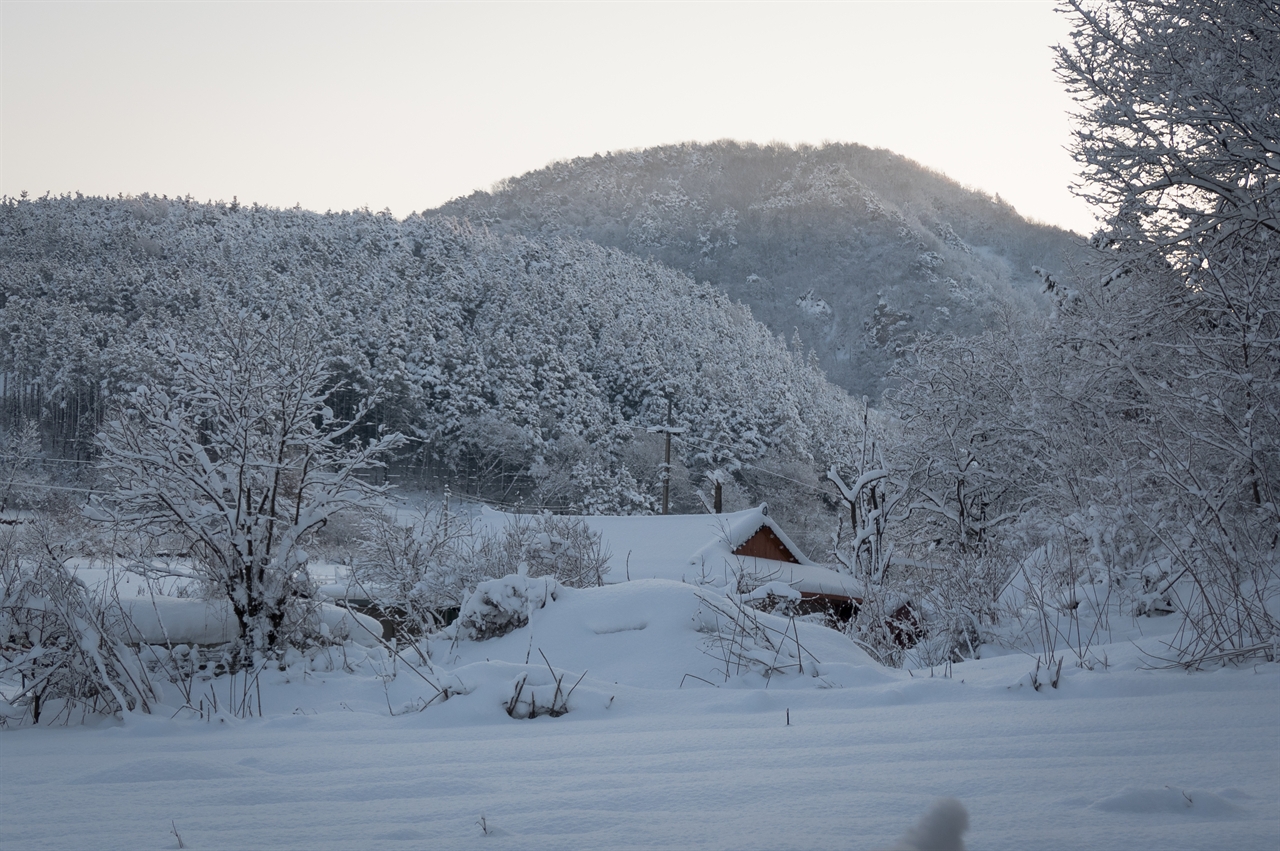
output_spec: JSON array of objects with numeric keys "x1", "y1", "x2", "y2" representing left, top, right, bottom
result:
[{"x1": 714, "y1": 480, "x2": 722, "y2": 514}]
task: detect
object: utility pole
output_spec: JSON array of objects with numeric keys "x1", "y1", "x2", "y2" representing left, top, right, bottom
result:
[{"x1": 646, "y1": 398, "x2": 686, "y2": 515}]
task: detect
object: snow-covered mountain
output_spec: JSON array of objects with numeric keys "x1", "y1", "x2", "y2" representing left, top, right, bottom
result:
[
  {"x1": 0, "y1": 195, "x2": 861, "y2": 519},
  {"x1": 434, "y1": 141, "x2": 1085, "y2": 399}
]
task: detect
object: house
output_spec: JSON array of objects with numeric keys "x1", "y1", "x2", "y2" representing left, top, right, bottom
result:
[{"x1": 480, "y1": 503, "x2": 862, "y2": 620}]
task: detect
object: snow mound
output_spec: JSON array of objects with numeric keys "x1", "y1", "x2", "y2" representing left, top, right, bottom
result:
[
  {"x1": 429, "y1": 578, "x2": 880, "y2": 693},
  {"x1": 1091, "y1": 787, "x2": 1244, "y2": 817}
]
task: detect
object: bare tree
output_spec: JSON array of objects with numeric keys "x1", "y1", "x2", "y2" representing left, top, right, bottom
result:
[
  {"x1": 1056, "y1": 0, "x2": 1278, "y2": 254},
  {"x1": 92, "y1": 314, "x2": 403, "y2": 658},
  {"x1": 827, "y1": 401, "x2": 895, "y2": 584},
  {"x1": 1055, "y1": 0, "x2": 1280, "y2": 663}
]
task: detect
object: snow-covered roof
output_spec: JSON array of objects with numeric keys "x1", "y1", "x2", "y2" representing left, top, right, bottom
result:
[
  {"x1": 480, "y1": 504, "x2": 859, "y2": 598},
  {"x1": 67, "y1": 563, "x2": 383, "y2": 645}
]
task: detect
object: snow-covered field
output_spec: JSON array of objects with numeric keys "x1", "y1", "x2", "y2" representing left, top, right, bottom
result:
[{"x1": 3, "y1": 579, "x2": 1277, "y2": 851}]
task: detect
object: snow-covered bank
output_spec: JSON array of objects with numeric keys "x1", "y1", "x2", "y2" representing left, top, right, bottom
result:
[{"x1": 3, "y1": 579, "x2": 1277, "y2": 851}]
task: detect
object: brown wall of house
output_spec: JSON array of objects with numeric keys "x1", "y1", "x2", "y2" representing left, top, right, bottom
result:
[{"x1": 732, "y1": 526, "x2": 801, "y2": 564}]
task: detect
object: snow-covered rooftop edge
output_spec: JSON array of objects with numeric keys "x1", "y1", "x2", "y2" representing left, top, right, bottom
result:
[{"x1": 480, "y1": 504, "x2": 859, "y2": 598}]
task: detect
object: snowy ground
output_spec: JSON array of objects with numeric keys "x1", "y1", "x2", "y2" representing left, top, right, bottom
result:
[{"x1": 3, "y1": 579, "x2": 1277, "y2": 851}]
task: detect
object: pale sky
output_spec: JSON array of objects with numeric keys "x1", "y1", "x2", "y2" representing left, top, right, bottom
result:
[{"x1": 1, "y1": 1, "x2": 1099, "y2": 235}]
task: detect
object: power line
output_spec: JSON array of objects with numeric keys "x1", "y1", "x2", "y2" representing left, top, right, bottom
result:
[
  {"x1": 632, "y1": 422, "x2": 835, "y2": 496},
  {"x1": 673, "y1": 433, "x2": 833, "y2": 497},
  {"x1": 1, "y1": 481, "x2": 105, "y2": 495},
  {"x1": 0, "y1": 454, "x2": 96, "y2": 465}
]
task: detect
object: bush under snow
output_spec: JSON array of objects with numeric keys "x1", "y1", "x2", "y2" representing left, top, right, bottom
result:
[{"x1": 453, "y1": 575, "x2": 561, "y2": 642}]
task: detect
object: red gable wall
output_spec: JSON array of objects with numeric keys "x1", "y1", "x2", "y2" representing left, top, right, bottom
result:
[{"x1": 731, "y1": 526, "x2": 800, "y2": 564}]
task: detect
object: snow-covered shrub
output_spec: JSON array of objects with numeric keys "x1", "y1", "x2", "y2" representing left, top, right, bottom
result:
[
  {"x1": 454, "y1": 575, "x2": 560, "y2": 641},
  {"x1": 904, "y1": 610, "x2": 980, "y2": 669},
  {"x1": 695, "y1": 591, "x2": 819, "y2": 682},
  {"x1": 1165, "y1": 534, "x2": 1279, "y2": 667},
  {"x1": 738, "y1": 580, "x2": 804, "y2": 618},
  {"x1": 906, "y1": 551, "x2": 1014, "y2": 665},
  {"x1": 354, "y1": 509, "x2": 609, "y2": 638},
  {"x1": 847, "y1": 558, "x2": 1007, "y2": 669},
  {"x1": 354, "y1": 503, "x2": 494, "y2": 635},
  {"x1": 1133, "y1": 559, "x2": 1176, "y2": 618},
  {"x1": 487, "y1": 514, "x2": 610, "y2": 589},
  {"x1": 842, "y1": 585, "x2": 920, "y2": 668},
  {"x1": 505, "y1": 656, "x2": 586, "y2": 719},
  {"x1": 0, "y1": 525, "x2": 157, "y2": 725},
  {"x1": 996, "y1": 546, "x2": 1126, "y2": 675}
]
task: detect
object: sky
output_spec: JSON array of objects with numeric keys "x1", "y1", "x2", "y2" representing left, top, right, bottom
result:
[{"x1": 1, "y1": 1, "x2": 1099, "y2": 235}]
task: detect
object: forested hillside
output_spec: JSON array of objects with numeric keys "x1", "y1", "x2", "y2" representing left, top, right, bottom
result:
[
  {"x1": 435, "y1": 141, "x2": 1084, "y2": 398},
  {"x1": 0, "y1": 195, "x2": 861, "y2": 529}
]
